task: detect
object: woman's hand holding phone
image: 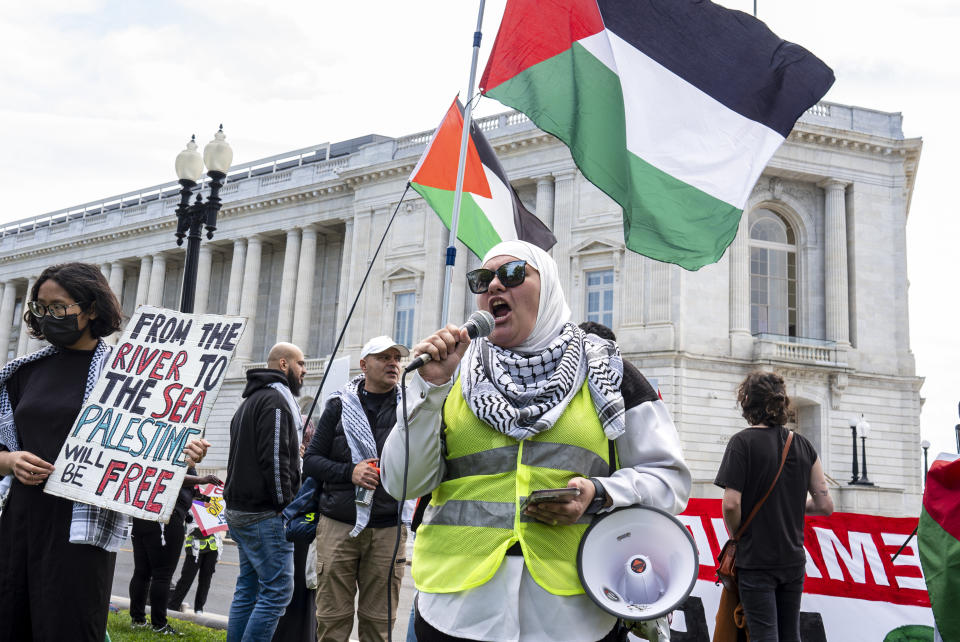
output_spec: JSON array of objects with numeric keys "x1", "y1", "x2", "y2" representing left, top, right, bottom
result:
[{"x1": 522, "y1": 477, "x2": 596, "y2": 526}]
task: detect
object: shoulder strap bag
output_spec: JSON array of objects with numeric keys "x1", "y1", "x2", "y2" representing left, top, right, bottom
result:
[{"x1": 715, "y1": 430, "x2": 794, "y2": 593}]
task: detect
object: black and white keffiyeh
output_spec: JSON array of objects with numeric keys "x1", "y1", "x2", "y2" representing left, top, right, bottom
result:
[
  {"x1": 267, "y1": 381, "x2": 304, "y2": 442},
  {"x1": 0, "y1": 341, "x2": 131, "y2": 551},
  {"x1": 461, "y1": 323, "x2": 625, "y2": 441},
  {"x1": 331, "y1": 375, "x2": 400, "y2": 537}
]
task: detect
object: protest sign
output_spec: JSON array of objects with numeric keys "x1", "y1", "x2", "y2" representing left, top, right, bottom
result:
[
  {"x1": 190, "y1": 482, "x2": 228, "y2": 536},
  {"x1": 44, "y1": 306, "x2": 245, "y2": 522}
]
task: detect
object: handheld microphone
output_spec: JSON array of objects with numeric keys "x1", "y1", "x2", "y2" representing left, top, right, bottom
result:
[{"x1": 403, "y1": 310, "x2": 495, "y2": 373}]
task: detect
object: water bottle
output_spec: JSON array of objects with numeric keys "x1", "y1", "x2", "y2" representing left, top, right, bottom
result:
[
  {"x1": 355, "y1": 460, "x2": 379, "y2": 506},
  {"x1": 355, "y1": 486, "x2": 374, "y2": 506}
]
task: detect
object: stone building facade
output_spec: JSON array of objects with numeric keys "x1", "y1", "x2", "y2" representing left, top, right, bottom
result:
[{"x1": 0, "y1": 101, "x2": 922, "y2": 515}]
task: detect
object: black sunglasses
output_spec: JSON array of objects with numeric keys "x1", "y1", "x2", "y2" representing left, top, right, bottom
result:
[{"x1": 466, "y1": 260, "x2": 527, "y2": 294}]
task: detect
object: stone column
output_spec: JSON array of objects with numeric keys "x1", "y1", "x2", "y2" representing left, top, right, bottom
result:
[
  {"x1": 291, "y1": 226, "x2": 317, "y2": 351},
  {"x1": 535, "y1": 176, "x2": 556, "y2": 230},
  {"x1": 104, "y1": 261, "x2": 126, "y2": 345},
  {"x1": 552, "y1": 170, "x2": 577, "y2": 284},
  {"x1": 18, "y1": 278, "x2": 36, "y2": 355},
  {"x1": 109, "y1": 261, "x2": 125, "y2": 307},
  {"x1": 236, "y1": 235, "x2": 263, "y2": 362},
  {"x1": 193, "y1": 245, "x2": 214, "y2": 315},
  {"x1": 0, "y1": 282, "x2": 17, "y2": 360},
  {"x1": 728, "y1": 213, "x2": 752, "y2": 357},
  {"x1": 334, "y1": 221, "x2": 354, "y2": 334},
  {"x1": 276, "y1": 228, "x2": 302, "y2": 344},
  {"x1": 347, "y1": 210, "x2": 371, "y2": 345},
  {"x1": 135, "y1": 256, "x2": 152, "y2": 309},
  {"x1": 225, "y1": 239, "x2": 247, "y2": 316},
  {"x1": 99, "y1": 263, "x2": 111, "y2": 280},
  {"x1": 147, "y1": 254, "x2": 166, "y2": 307},
  {"x1": 820, "y1": 179, "x2": 851, "y2": 346}
]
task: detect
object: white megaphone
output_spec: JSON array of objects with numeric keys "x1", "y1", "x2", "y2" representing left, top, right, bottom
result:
[{"x1": 577, "y1": 505, "x2": 698, "y2": 621}]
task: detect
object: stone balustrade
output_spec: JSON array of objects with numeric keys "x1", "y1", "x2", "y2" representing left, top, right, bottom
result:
[{"x1": 753, "y1": 333, "x2": 847, "y2": 367}]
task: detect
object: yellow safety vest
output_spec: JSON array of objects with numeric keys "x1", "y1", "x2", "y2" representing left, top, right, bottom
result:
[
  {"x1": 412, "y1": 378, "x2": 611, "y2": 595},
  {"x1": 185, "y1": 534, "x2": 218, "y2": 552}
]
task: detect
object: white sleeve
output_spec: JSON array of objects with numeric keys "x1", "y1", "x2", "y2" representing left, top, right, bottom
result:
[
  {"x1": 381, "y1": 372, "x2": 453, "y2": 500},
  {"x1": 597, "y1": 399, "x2": 691, "y2": 515}
]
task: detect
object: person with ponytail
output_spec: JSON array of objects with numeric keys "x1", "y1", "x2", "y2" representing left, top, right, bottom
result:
[{"x1": 714, "y1": 371, "x2": 833, "y2": 641}]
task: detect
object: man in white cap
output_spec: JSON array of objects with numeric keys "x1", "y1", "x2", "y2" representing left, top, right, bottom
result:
[{"x1": 302, "y1": 336, "x2": 410, "y2": 642}]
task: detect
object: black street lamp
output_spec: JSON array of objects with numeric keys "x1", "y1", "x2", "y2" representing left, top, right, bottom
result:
[
  {"x1": 857, "y1": 415, "x2": 873, "y2": 486},
  {"x1": 174, "y1": 126, "x2": 233, "y2": 313},
  {"x1": 848, "y1": 417, "x2": 860, "y2": 485},
  {"x1": 921, "y1": 439, "x2": 930, "y2": 476},
  {"x1": 849, "y1": 415, "x2": 874, "y2": 486}
]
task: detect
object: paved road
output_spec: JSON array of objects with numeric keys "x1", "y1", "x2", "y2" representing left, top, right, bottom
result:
[{"x1": 112, "y1": 536, "x2": 417, "y2": 641}]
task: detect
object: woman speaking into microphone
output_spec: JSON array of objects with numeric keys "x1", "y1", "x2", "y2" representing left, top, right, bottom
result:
[{"x1": 381, "y1": 240, "x2": 691, "y2": 642}]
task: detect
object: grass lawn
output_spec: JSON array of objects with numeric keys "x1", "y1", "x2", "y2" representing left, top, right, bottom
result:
[{"x1": 107, "y1": 611, "x2": 226, "y2": 641}]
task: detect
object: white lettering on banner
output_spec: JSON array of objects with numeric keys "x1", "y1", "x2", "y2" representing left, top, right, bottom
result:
[
  {"x1": 804, "y1": 544, "x2": 823, "y2": 578},
  {"x1": 685, "y1": 499, "x2": 928, "y2": 598},
  {"x1": 815, "y1": 527, "x2": 890, "y2": 586},
  {"x1": 678, "y1": 515, "x2": 713, "y2": 567},
  {"x1": 881, "y1": 532, "x2": 927, "y2": 591},
  {"x1": 710, "y1": 517, "x2": 729, "y2": 549}
]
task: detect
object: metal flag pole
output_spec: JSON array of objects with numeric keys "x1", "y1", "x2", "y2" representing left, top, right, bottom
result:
[{"x1": 439, "y1": 0, "x2": 487, "y2": 327}]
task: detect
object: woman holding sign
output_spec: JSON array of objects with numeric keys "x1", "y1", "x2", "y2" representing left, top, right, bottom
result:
[{"x1": 0, "y1": 262, "x2": 210, "y2": 642}]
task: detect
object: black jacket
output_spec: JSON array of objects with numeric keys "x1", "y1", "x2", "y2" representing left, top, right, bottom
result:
[
  {"x1": 302, "y1": 381, "x2": 400, "y2": 528},
  {"x1": 224, "y1": 369, "x2": 301, "y2": 513}
]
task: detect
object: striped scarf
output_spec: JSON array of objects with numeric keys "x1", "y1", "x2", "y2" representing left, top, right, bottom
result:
[
  {"x1": 461, "y1": 323, "x2": 625, "y2": 441},
  {"x1": 267, "y1": 381, "x2": 304, "y2": 443},
  {"x1": 0, "y1": 341, "x2": 131, "y2": 551},
  {"x1": 331, "y1": 375, "x2": 399, "y2": 537}
]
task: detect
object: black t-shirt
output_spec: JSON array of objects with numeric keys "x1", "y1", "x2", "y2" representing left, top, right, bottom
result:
[
  {"x1": 714, "y1": 426, "x2": 818, "y2": 569},
  {"x1": 5, "y1": 348, "x2": 95, "y2": 464}
]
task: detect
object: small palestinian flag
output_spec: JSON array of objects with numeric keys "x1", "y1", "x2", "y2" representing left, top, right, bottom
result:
[
  {"x1": 410, "y1": 98, "x2": 556, "y2": 259},
  {"x1": 480, "y1": 0, "x2": 834, "y2": 270},
  {"x1": 919, "y1": 452, "x2": 960, "y2": 641}
]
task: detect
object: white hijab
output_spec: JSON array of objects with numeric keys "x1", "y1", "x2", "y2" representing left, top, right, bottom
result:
[{"x1": 481, "y1": 241, "x2": 570, "y2": 353}]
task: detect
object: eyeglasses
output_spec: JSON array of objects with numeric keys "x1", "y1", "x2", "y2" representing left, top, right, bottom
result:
[
  {"x1": 466, "y1": 260, "x2": 527, "y2": 294},
  {"x1": 27, "y1": 301, "x2": 87, "y2": 319}
]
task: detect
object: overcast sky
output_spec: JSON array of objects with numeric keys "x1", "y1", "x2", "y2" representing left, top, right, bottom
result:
[{"x1": 1, "y1": 1, "x2": 957, "y2": 460}]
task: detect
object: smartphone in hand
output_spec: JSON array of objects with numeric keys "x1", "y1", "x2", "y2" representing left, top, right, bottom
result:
[{"x1": 521, "y1": 487, "x2": 581, "y2": 511}]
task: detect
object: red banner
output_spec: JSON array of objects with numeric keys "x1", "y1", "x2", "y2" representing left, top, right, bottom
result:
[
  {"x1": 679, "y1": 498, "x2": 928, "y2": 607},
  {"x1": 661, "y1": 500, "x2": 934, "y2": 640}
]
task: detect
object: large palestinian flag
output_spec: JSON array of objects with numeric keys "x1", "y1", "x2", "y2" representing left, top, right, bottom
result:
[
  {"x1": 480, "y1": 0, "x2": 834, "y2": 270},
  {"x1": 919, "y1": 453, "x2": 960, "y2": 640},
  {"x1": 410, "y1": 98, "x2": 556, "y2": 259}
]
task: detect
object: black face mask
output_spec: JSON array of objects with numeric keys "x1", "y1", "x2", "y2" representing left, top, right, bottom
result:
[{"x1": 41, "y1": 313, "x2": 86, "y2": 348}]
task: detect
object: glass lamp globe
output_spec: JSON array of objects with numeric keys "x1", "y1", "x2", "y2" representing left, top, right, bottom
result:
[
  {"x1": 203, "y1": 125, "x2": 233, "y2": 174},
  {"x1": 858, "y1": 418, "x2": 871, "y2": 438},
  {"x1": 175, "y1": 135, "x2": 204, "y2": 182}
]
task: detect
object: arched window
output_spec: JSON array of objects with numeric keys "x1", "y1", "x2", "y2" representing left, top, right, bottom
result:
[{"x1": 750, "y1": 209, "x2": 797, "y2": 336}]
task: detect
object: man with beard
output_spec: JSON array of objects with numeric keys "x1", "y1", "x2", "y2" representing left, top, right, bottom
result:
[
  {"x1": 303, "y1": 336, "x2": 408, "y2": 641},
  {"x1": 224, "y1": 342, "x2": 307, "y2": 642}
]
